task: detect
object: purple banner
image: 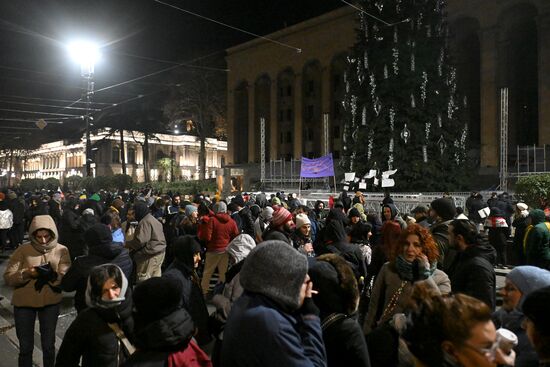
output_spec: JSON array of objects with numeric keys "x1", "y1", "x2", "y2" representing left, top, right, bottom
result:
[{"x1": 300, "y1": 154, "x2": 335, "y2": 178}]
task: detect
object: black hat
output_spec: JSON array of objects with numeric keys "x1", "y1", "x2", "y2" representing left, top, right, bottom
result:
[
  {"x1": 133, "y1": 277, "x2": 183, "y2": 325},
  {"x1": 522, "y1": 285, "x2": 550, "y2": 336},
  {"x1": 84, "y1": 224, "x2": 112, "y2": 247},
  {"x1": 348, "y1": 207, "x2": 361, "y2": 218},
  {"x1": 411, "y1": 205, "x2": 428, "y2": 215},
  {"x1": 430, "y1": 198, "x2": 456, "y2": 221},
  {"x1": 231, "y1": 195, "x2": 245, "y2": 208}
]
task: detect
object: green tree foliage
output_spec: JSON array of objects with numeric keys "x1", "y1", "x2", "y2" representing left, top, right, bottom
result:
[
  {"x1": 515, "y1": 174, "x2": 550, "y2": 208},
  {"x1": 342, "y1": 0, "x2": 471, "y2": 191}
]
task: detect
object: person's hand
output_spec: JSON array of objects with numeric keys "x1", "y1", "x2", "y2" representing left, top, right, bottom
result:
[
  {"x1": 304, "y1": 243, "x2": 314, "y2": 254},
  {"x1": 416, "y1": 253, "x2": 430, "y2": 269},
  {"x1": 495, "y1": 347, "x2": 516, "y2": 366},
  {"x1": 24, "y1": 267, "x2": 38, "y2": 279}
]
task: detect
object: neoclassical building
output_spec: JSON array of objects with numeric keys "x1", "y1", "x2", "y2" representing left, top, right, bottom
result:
[
  {"x1": 226, "y1": 1, "x2": 550, "y2": 182},
  {"x1": 3, "y1": 129, "x2": 227, "y2": 183}
]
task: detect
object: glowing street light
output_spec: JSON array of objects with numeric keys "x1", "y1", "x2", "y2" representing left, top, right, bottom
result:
[{"x1": 67, "y1": 40, "x2": 101, "y2": 177}]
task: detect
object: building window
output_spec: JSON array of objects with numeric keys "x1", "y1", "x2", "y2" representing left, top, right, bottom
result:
[
  {"x1": 279, "y1": 110, "x2": 284, "y2": 122},
  {"x1": 307, "y1": 80, "x2": 315, "y2": 96},
  {"x1": 127, "y1": 148, "x2": 136, "y2": 164},
  {"x1": 333, "y1": 74, "x2": 341, "y2": 91},
  {"x1": 285, "y1": 131, "x2": 292, "y2": 144},
  {"x1": 333, "y1": 150, "x2": 340, "y2": 159},
  {"x1": 112, "y1": 147, "x2": 121, "y2": 163},
  {"x1": 156, "y1": 149, "x2": 166, "y2": 160},
  {"x1": 280, "y1": 132, "x2": 284, "y2": 144},
  {"x1": 305, "y1": 128, "x2": 314, "y2": 142},
  {"x1": 286, "y1": 109, "x2": 293, "y2": 121},
  {"x1": 279, "y1": 87, "x2": 284, "y2": 97},
  {"x1": 333, "y1": 101, "x2": 341, "y2": 118},
  {"x1": 306, "y1": 105, "x2": 314, "y2": 121},
  {"x1": 286, "y1": 86, "x2": 292, "y2": 97}
]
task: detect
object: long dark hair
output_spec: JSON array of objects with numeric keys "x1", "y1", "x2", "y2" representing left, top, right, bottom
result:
[{"x1": 89, "y1": 264, "x2": 122, "y2": 301}]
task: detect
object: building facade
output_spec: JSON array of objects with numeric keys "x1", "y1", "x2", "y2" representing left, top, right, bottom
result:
[
  {"x1": 225, "y1": 1, "x2": 550, "y2": 181},
  {"x1": 2, "y1": 129, "x2": 227, "y2": 183}
]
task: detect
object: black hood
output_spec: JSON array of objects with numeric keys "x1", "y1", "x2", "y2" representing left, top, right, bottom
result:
[
  {"x1": 88, "y1": 241, "x2": 124, "y2": 260},
  {"x1": 464, "y1": 234, "x2": 497, "y2": 264},
  {"x1": 325, "y1": 220, "x2": 348, "y2": 243},
  {"x1": 133, "y1": 308, "x2": 194, "y2": 352},
  {"x1": 172, "y1": 235, "x2": 201, "y2": 272},
  {"x1": 84, "y1": 223, "x2": 112, "y2": 248},
  {"x1": 326, "y1": 208, "x2": 349, "y2": 226},
  {"x1": 382, "y1": 203, "x2": 398, "y2": 221},
  {"x1": 134, "y1": 201, "x2": 150, "y2": 221}
]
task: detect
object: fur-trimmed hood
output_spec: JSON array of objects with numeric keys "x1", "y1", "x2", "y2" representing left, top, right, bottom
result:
[{"x1": 308, "y1": 254, "x2": 359, "y2": 317}]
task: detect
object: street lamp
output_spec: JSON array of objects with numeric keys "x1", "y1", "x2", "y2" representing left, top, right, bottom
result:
[
  {"x1": 68, "y1": 41, "x2": 101, "y2": 177},
  {"x1": 171, "y1": 127, "x2": 179, "y2": 182}
]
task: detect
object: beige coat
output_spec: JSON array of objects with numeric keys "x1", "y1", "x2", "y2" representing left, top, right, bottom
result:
[
  {"x1": 4, "y1": 215, "x2": 71, "y2": 308},
  {"x1": 363, "y1": 261, "x2": 451, "y2": 334}
]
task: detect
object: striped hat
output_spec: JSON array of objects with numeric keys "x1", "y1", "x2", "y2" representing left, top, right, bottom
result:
[{"x1": 271, "y1": 206, "x2": 293, "y2": 228}]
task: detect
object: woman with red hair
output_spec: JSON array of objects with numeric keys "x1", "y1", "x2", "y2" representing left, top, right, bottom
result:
[{"x1": 363, "y1": 224, "x2": 451, "y2": 334}]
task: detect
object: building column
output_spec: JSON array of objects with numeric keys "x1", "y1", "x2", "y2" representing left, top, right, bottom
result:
[
  {"x1": 478, "y1": 26, "x2": 499, "y2": 169},
  {"x1": 227, "y1": 85, "x2": 236, "y2": 165},
  {"x1": 247, "y1": 84, "x2": 256, "y2": 163},
  {"x1": 538, "y1": 13, "x2": 550, "y2": 145},
  {"x1": 293, "y1": 73, "x2": 303, "y2": 159},
  {"x1": 321, "y1": 65, "x2": 332, "y2": 155},
  {"x1": 270, "y1": 77, "x2": 279, "y2": 159}
]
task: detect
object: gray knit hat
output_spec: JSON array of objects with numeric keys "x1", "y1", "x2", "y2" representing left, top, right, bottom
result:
[
  {"x1": 240, "y1": 240, "x2": 308, "y2": 311},
  {"x1": 214, "y1": 201, "x2": 227, "y2": 214},
  {"x1": 507, "y1": 266, "x2": 550, "y2": 309}
]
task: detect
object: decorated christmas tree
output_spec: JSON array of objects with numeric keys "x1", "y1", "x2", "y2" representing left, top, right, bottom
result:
[{"x1": 342, "y1": 0, "x2": 470, "y2": 191}]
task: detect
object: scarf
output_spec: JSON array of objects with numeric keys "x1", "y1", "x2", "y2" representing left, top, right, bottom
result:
[{"x1": 395, "y1": 255, "x2": 436, "y2": 282}]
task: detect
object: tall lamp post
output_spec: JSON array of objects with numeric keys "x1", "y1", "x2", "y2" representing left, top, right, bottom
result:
[
  {"x1": 68, "y1": 41, "x2": 100, "y2": 177},
  {"x1": 171, "y1": 126, "x2": 179, "y2": 182}
]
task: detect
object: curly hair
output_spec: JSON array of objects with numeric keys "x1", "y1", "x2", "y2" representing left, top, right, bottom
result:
[{"x1": 389, "y1": 223, "x2": 439, "y2": 263}]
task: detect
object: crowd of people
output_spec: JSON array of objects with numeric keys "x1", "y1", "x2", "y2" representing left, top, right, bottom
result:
[{"x1": 1, "y1": 187, "x2": 550, "y2": 367}]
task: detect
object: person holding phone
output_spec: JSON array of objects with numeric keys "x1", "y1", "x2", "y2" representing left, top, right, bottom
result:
[
  {"x1": 4, "y1": 215, "x2": 71, "y2": 367},
  {"x1": 364, "y1": 224, "x2": 451, "y2": 334}
]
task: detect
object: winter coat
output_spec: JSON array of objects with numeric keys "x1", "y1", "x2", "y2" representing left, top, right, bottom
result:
[
  {"x1": 513, "y1": 215, "x2": 529, "y2": 264},
  {"x1": 25, "y1": 202, "x2": 48, "y2": 229},
  {"x1": 525, "y1": 210, "x2": 550, "y2": 269},
  {"x1": 493, "y1": 308, "x2": 539, "y2": 367},
  {"x1": 221, "y1": 292, "x2": 326, "y2": 367},
  {"x1": 198, "y1": 213, "x2": 239, "y2": 253},
  {"x1": 449, "y1": 236, "x2": 497, "y2": 310},
  {"x1": 4, "y1": 215, "x2": 71, "y2": 308},
  {"x1": 430, "y1": 219, "x2": 456, "y2": 273},
  {"x1": 0, "y1": 208, "x2": 13, "y2": 229},
  {"x1": 55, "y1": 287, "x2": 134, "y2": 367},
  {"x1": 126, "y1": 213, "x2": 166, "y2": 263},
  {"x1": 58, "y1": 209, "x2": 82, "y2": 260},
  {"x1": 323, "y1": 316, "x2": 371, "y2": 367},
  {"x1": 237, "y1": 206, "x2": 255, "y2": 238},
  {"x1": 381, "y1": 204, "x2": 407, "y2": 230},
  {"x1": 61, "y1": 242, "x2": 133, "y2": 312},
  {"x1": 364, "y1": 262, "x2": 451, "y2": 334},
  {"x1": 162, "y1": 260, "x2": 211, "y2": 346},
  {"x1": 122, "y1": 308, "x2": 197, "y2": 367},
  {"x1": 467, "y1": 196, "x2": 488, "y2": 224},
  {"x1": 48, "y1": 199, "x2": 62, "y2": 225},
  {"x1": 7, "y1": 198, "x2": 25, "y2": 225}
]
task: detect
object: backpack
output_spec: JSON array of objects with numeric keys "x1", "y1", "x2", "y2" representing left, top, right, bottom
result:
[
  {"x1": 0, "y1": 209, "x2": 13, "y2": 229},
  {"x1": 167, "y1": 339, "x2": 212, "y2": 367}
]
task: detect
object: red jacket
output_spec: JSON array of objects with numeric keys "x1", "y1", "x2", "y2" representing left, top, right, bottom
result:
[{"x1": 198, "y1": 213, "x2": 239, "y2": 252}]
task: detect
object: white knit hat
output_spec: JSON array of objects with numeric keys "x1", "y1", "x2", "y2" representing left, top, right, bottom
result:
[
  {"x1": 517, "y1": 202, "x2": 528, "y2": 211},
  {"x1": 295, "y1": 213, "x2": 311, "y2": 229}
]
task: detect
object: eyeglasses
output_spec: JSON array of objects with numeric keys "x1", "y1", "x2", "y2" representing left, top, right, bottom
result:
[
  {"x1": 462, "y1": 341, "x2": 499, "y2": 362},
  {"x1": 501, "y1": 286, "x2": 519, "y2": 293}
]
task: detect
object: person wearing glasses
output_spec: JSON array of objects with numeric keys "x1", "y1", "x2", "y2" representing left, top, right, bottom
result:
[
  {"x1": 402, "y1": 284, "x2": 516, "y2": 367},
  {"x1": 493, "y1": 266, "x2": 550, "y2": 367}
]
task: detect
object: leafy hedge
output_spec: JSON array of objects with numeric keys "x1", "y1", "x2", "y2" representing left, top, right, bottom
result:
[
  {"x1": 515, "y1": 174, "x2": 550, "y2": 208},
  {"x1": 19, "y1": 177, "x2": 61, "y2": 192},
  {"x1": 138, "y1": 179, "x2": 217, "y2": 195}
]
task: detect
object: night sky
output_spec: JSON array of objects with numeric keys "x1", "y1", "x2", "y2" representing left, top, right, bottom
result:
[{"x1": 0, "y1": 0, "x2": 344, "y2": 147}]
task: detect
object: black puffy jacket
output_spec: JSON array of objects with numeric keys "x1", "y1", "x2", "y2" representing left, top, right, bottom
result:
[{"x1": 56, "y1": 288, "x2": 134, "y2": 367}]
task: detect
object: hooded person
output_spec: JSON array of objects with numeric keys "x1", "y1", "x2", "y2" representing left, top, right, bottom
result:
[
  {"x1": 493, "y1": 266, "x2": 550, "y2": 367},
  {"x1": 61, "y1": 223, "x2": 133, "y2": 312},
  {"x1": 162, "y1": 235, "x2": 211, "y2": 347},
  {"x1": 309, "y1": 254, "x2": 371, "y2": 367},
  {"x1": 513, "y1": 203, "x2": 530, "y2": 265},
  {"x1": 522, "y1": 286, "x2": 550, "y2": 366},
  {"x1": 198, "y1": 201, "x2": 239, "y2": 295},
  {"x1": 291, "y1": 213, "x2": 315, "y2": 257},
  {"x1": 524, "y1": 209, "x2": 550, "y2": 269},
  {"x1": 381, "y1": 203, "x2": 407, "y2": 229},
  {"x1": 126, "y1": 201, "x2": 167, "y2": 282},
  {"x1": 221, "y1": 240, "x2": 326, "y2": 367},
  {"x1": 56, "y1": 264, "x2": 134, "y2": 367},
  {"x1": 123, "y1": 277, "x2": 212, "y2": 367},
  {"x1": 253, "y1": 206, "x2": 273, "y2": 243},
  {"x1": 4, "y1": 215, "x2": 71, "y2": 367},
  {"x1": 210, "y1": 234, "x2": 256, "y2": 365},
  {"x1": 429, "y1": 197, "x2": 457, "y2": 272}
]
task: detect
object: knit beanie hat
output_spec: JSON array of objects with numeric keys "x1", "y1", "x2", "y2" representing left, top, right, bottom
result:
[
  {"x1": 82, "y1": 208, "x2": 95, "y2": 216},
  {"x1": 516, "y1": 202, "x2": 528, "y2": 211},
  {"x1": 84, "y1": 223, "x2": 112, "y2": 247},
  {"x1": 214, "y1": 201, "x2": 227, "y2": 214},
  {"x1": 90, "y1": 193, "x2": 101, "y2": 202},
  {"x1": 507, "y1": 266, "x2": 550, "y2": 309},
  {"x1": 260, "y1": 206, "x2": 274, "y2": 221},
  {"x1": 133, "y1": 277, "x2": 183, "y2": 325},
  {"x1": 271, "y1": 206, "x2": 292, "y2": 228},
  {"x1": 348, "y1": 207, "x2": 361, "y2": 219},
  {"x1": 295, "y1": 213, "x2": 311, "y2": 229},
  {"x1": 271, "y1": 197, "x2": 281, "y2": 206},
  {"x1": 240, "y1": 240, "x2": 308, "y2": 311},
  {"x1": 522, "y1": 286, "x2": 550, "y2": 336},
  {"x1": 430, "y1": 198, "x2": 456, "y2": 221},
  {"x1": 185, "y1": 205, "x2": 197, "y2": 217},
  {"x1": 227, "y1": 234, "x2": 256, "y2": 264},
  {"x1": 7, "y1": 191, "x2": 17, "y2": 200}
]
